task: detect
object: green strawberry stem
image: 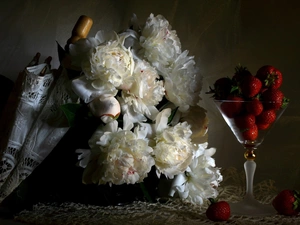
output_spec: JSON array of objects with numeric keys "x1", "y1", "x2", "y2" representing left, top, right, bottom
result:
[
  {"x1": 293, "y1": 190, "x2": 300, "y2": 210},
  {"x1": 282, "y1": 97, "x2": 290, "y2": 108},
  {"x1": 208, "y1": 198, "x2": 217, "y2": 205}
]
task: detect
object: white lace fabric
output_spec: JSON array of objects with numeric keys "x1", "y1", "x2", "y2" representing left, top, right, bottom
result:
[
  {"x1": 0, "y1": 67, "x2": 78, "y2": 202},
  {"x1": 14, "y1": 167, "x2": 300, "y2": 225}
]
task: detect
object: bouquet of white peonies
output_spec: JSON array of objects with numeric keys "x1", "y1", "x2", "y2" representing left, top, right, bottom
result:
[{"x1": 64, "y1": 13, "x2": 222, "y2": 205}]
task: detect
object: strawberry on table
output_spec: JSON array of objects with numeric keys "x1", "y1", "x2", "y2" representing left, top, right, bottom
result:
[
  {"x1": 272, "y1": 189, "x2": 300, "y2": 216},
  {"x1": 206, "y1": 198, "x2": 231, "y2": 221},
  {"x1": 256, "y1": 65, "x2": 283, "y2": 90}
]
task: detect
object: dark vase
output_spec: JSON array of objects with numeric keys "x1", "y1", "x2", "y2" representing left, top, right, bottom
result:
[{"x1": 0, "y1": 112, "x2": 161, "y2": 216}]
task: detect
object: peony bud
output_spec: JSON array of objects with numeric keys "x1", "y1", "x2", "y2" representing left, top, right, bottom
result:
[{"x1": 88, "y1": 96, "x2": 120, "y2": 123}]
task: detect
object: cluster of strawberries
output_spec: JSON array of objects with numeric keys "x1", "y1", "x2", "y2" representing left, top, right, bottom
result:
[{"x1": 208, "y1": 65, "x2": 289, "y2": 141}]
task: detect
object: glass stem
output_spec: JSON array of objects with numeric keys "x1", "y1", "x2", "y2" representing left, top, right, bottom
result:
[{"x1": 244, "y1": 159, "x2": 256, "y2": 200}]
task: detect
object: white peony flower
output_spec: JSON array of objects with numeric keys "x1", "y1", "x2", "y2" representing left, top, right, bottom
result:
[
  {"x1": 140, "y1": 14, "x2": 181, "y2": 68},
  {"x1": 159, "y1": 103, "x2": 208, "y2": 144},
  {"x1": 83, "y1": 37, "x2": 135, "y2": 88},
  {"x1": 70, "y1": 30, "x2": 135, "y2": 97},
  {"x1": 152, "y1": 109, "x2": 196, "y2": 179},
  {"x1": 169, "y1": 143, "x2": 223, "y2": 205},
  {"x1": 69, "y1": 30, "x2": 116, "y2": 68},
  {"x1": 82, "y1": 118, "x2": 155, "y2": 185},
  {"x1": 70, "y1": 31, "x2": 134, "y2": 103},
  {"x1": 161, "y1": 51, "x2": 202, "y2": 111},
  {"x1": 119, "y1": 59, "x2": 165, "y2": 121}
]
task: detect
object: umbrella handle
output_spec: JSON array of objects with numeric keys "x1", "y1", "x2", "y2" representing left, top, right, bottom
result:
[
  {"x1": 60, "y1": 15, "x2": 93, "y2": 79},
  {"x1": 65, "y1": 15, "x2": 93, "y2": 52}
]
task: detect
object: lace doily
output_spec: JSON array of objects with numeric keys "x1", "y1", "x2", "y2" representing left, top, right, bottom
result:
[{"x1": 14, "y1": 167, "x2": 300, "y2": 225}]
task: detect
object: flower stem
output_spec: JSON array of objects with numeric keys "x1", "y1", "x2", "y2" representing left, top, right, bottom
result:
[{"x1": 139, "y1": 182, "x2": 153, "y2": 203}]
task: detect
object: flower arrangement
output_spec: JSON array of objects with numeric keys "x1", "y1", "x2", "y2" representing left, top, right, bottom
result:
[{"x1": 64, "y1": 13, "x2": 222, "y2": 205}]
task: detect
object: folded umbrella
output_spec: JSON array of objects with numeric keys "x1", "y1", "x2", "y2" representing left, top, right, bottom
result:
[
  {"x1": 0, "y1": 54, "x2": 57, "y2": 200},
  {"x1": 0, "y1": 15, "x2": 93, "y2": 202}
]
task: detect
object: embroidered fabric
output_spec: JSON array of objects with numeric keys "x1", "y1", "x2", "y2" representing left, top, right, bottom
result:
[
  {"x1": 0, "y1": 68, "x2": 79, "y2": 202},
  {"x1": 14, "y1": 167, "x2": 300, "y2": 225}
]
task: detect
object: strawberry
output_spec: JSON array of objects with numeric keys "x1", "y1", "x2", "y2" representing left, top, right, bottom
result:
[
  {"x1": 206, "y1": 198, "x2": 231, "y2": 221},
  {"x1": 256, "y1": 109, "x2": 276, "y2": 125},
  {"x1": 240, "y1": 74, "x2": 262, "y2": 98},
  {"x1": 272, "y1": 189, "x2": 300, "y2": 216},
  {"x1": 256, "y1": 123, "x2": 270, "y2": 130},
  {"x1": 242, "y1": 124, "x2": 258, "y2": 141},
  {"x1": 220, "y1": 96, "x2": 245, "y2": 118},
  {"x1": 256, "y1": 65, "x2": 283, "y2": 90},
  {"x1": 234, "y1": 114, "x2": 256, "y2": 130},
  {"x1": 246, "y1": 98, "x2": 263, "y2": 116},
  {"x1": 232, "y1": 65, "x2": 252, "y2": 83},
  {"x1": 207, "y1": 77, "x2": 232, "y2": 100},
  {"x1": 261, "y1": 89, "x2": 284, "y2": 110}
]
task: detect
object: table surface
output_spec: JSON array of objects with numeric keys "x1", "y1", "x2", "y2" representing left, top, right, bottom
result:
[{"x1": 2, "y1": 167, "x2": 300, "y2": 225}]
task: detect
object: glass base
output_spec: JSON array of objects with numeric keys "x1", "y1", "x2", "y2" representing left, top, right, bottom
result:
[{"x1": 230, "y1": 197, "x2": 276, "y2": 217}]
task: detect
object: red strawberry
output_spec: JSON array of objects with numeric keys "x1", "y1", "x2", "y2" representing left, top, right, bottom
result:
[
  {"x1": 207, "y1": 77, "x2": 232, "y2": 100},
  {"x1": 240, "y1": 74, "x2": 262, "y2": 98},
  {"x1": 262, "y1": 89, "x2": 284, "y2": 110},
  {"x1": 234, "y1": 114, "x2": 256, "y2": 129},
  {"x1": 246, "y1": 98, "x2": 263, "y2": 116},
  {"x1": 256, "y1": 109, "x2": 276, "y2": 125},
  {"x1": 272, "y1": 189, "x2": 300, "y2": 216},
  {"x1": 242, "y1": 124, "x2": 258, "y2": 141},
  {"x1": 233, "y1": 65, "x2": 252, "y2": 83},
  {"x1": 256, "y1": 65, "x2": 283, "y2": 90},
  {"x1": 206, "y1": 198, "x2": 231, "y2": 221},
  {"x1": 256, "y1": 123, "x2": 270, "y2": 130},
  {"x1": 220, "y1": 96, "x2": 245, "y2": 118}
]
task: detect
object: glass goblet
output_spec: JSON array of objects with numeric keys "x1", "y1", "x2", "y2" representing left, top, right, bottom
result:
[{"x1": 213, "y1": 99, "x2": 288, "y2": 216}]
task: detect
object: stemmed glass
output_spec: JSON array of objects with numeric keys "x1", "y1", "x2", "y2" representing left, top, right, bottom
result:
[{"x1": 213, "y1": 99, "x2": 288, "y2": 216}]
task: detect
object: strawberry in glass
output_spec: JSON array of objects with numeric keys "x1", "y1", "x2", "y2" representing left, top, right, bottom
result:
[
  {"x1": 256, "y1": 65, "x2": 283, "y2": 90},
  {"x1": 246, "y1": 98, "x2": 263, "y2": 116},
  {"x1": 240, "y1": 74, "x2": 262, "y2": 98},
  {"x1": 220, "y1": 96, "x2": 244, "y2": 118}
]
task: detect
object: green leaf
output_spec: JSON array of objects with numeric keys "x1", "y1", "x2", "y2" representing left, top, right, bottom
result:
[
  {"x1": 168, "y1": 107, "x2": 179, "y2": 125},
  {"x1": 60, "y1": 103, "x2": 82, "y2": 127}
]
